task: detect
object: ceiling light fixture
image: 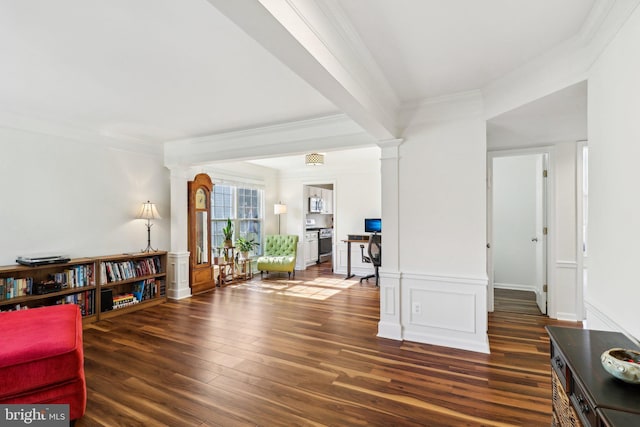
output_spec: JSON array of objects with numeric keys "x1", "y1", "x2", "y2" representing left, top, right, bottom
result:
[{"x1": 305, "y1": 153, "x2": 324, "y2": 166}]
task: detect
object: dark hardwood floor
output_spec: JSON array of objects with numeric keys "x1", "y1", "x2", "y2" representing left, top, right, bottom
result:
[
  {"x1": 494, "y1": 288, "x2": 542, "y2": 315},
  {"x1": 78, "y1": 264, "x2": 579, "y2": 426}
]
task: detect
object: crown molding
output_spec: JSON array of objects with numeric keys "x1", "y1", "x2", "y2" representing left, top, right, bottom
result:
[
  {"x1": 163, "y1": 114, "x2": 376, "y2": 167},
  {"x1": 398, "y1": 90, "x2": 484, "y2": 129},
  {"x1": 483, "y1": 0, "x2": 640, "y2": 120},
  {"x1": 0, "y1": 109, "x2": 163, "y2": 156}
]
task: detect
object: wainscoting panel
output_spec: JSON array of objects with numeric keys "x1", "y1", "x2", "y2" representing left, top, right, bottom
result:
[
  {"x1": 553, "y1": 260, "x2": 579, "y2": 321},
  {"x1": 168, "y1": 251, "x2": 191, "y2": 300},
  {"x1": 401, "y1": 272, "x2": 489, "y2": 354},
  {"x1": 410, "y1": 288, "x2": 476, "y2": 332},
  {"x1": 334, "y1": 243, "x2": 371, "y2": 277},
  {"x1": 377, "y1": 271, "x2": 402, "y2": 340}
]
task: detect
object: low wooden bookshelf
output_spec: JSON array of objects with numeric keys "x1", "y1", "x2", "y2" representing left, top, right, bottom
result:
[{"x1": 0, "y1": 251, "x2": 167, "y2": 324}]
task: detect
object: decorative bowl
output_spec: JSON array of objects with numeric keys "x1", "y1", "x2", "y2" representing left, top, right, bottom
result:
[{"x1": 601, "y1": 348, "x2": 640, "y2": 384}]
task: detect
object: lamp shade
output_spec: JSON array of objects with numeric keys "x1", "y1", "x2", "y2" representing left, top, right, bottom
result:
[
  {"x1": 137, "y1": 201, "x2": 161, "y2": 220},
  {"x1": 305, "y1": 153, "x2": 324, "y2": 166},
  {"x1": 274, "y1": 203, "x2": 287, "y2": 215}
]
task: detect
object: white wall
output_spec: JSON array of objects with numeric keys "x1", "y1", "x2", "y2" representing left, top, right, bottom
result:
[
  {"x1": 492, "y1": 155, "x2": 538, "y2": 289},
  {"x1": 0, "y1": 128, "x2": 169, "y2": 265},
  {"x1": 391, "y1": 109, "x2": 489, "y2": 353},
  {"x1": 587, "y1": 4, "x2": 640, "y2": 340},
  {"x1": 400, "y1": 118, "x2": 487, "y2": 276}
]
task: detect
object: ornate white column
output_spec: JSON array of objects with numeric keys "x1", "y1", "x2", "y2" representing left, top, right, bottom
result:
[
  {"x1": 167, "y1": 167, "x2": 191, "y2": 300},
  {"x1": 377, "y1": 138, "x2": 403, "y2": 339}
]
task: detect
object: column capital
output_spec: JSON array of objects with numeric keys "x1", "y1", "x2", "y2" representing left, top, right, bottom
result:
[{"x1": 377, "y1": 138, "x2": 403, "y2": 159}]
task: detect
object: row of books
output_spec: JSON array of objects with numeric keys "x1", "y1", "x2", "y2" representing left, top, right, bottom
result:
[
  {"x1": 101, "y1": 256, "x2": 162, "y2": 283},
  {"x1": 0, "y1": 264, "x2": 94, "y2": 301},
  {"x1": 0, "y1": 277, "x2": 32, "y2": 300},
  {"x1": 0, "y1": 290, "x2": 95, "y2": 316},
  {"x1": 112, "y1": 293, "x2": 139, "y2": 310},
  {"x1": 131, "y1": 278, "x2": 160, "y2": 302},
  {"x1": 52, "y1": 264, "x2": 95, "y2": 288},
  {"x1": 56, "y1": 290, "x2": 95, "y2": 316}
]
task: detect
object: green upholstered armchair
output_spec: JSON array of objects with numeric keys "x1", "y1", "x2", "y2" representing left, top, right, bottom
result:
[{"x1": 256, "y1": 234, "x2": 299, "y2": 279}]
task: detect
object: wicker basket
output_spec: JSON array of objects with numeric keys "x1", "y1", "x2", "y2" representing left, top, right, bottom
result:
[{"x1": 551, "y1": 369, "x2": 582, "y2": 427}]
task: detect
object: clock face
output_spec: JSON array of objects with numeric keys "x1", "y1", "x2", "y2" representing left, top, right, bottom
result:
[{"x1": 195, "y1": 188, "x2": 206, "y2": 209}]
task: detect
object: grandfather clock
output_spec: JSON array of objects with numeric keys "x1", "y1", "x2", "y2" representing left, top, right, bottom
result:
[{"x1": 188, "y1": 173, "x2": 215, "y2": 294}]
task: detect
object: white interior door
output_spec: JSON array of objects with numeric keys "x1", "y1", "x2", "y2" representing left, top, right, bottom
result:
[
  {"x1": 490, "y1": 153, "x2": 547, "y2": 314},
  {"x1": 534, "y1": 154, "x2": 548, "y2": 314}
]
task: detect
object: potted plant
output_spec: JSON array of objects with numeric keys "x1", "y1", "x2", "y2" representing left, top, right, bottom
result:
[
  {"x1": 222, "y1": 218, "x2": 233, "y2": 247},
  {"x1": 236, "y1": 237, "x2": 259, "y2": 260}
]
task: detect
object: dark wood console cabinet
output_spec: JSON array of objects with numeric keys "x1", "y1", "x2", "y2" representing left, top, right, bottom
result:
[{"x1": 546, "y1": 326, "x2": 640, "y2": 427}]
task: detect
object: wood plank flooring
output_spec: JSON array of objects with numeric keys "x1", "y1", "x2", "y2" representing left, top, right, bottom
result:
[
  {"x1": 494, "y1": 288, "x2": 542, "y2": 315},
  {"x1": 77, "y1": 265, "x2": 580, "y2": 426}
]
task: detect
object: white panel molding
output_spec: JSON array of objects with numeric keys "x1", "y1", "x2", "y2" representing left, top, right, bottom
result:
[
  {"x1": 409, "y1": 288, "x2": 476, "y2": 333},
  {"x1": 400, "y1": 272, "x2": 489, "y2": 354},
  {"x1": 377, "y1": 270, "x2": 401, "y2": 340},
  {"x1": 164, "y1": 114, "x2": 375, "y2": 167},
  {"x1": 334, "y1": 245, "x2": 373, "y2": 277},
  {"x1": 556, "y1": 260, "x2": 578, "y2": 269},
  {"x1": 167, "y1": 251, "x2": 191, "y2": 300},
  {"x1": 402, "y1": 271, "x2": 488, "y2": 286}
]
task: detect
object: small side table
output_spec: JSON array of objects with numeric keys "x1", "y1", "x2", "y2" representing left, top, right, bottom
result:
[
  {"x1": 215, "y1": 246, "x2": 236, "y2": 286},
  {"x1": 236, "y1": 258, "x2": 253, "y2": 280}
]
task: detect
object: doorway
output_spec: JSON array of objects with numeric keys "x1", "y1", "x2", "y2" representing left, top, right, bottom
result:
[{"x1": 488, "y1": 151, "x2": 549, "y2": 315}]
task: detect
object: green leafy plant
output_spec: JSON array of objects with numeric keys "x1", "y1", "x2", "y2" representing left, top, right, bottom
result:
[
  {"x1": 236, "y1": 237, "x2": 260, "y2": 253},
  {"x1": 222, "y1": 218, "x2": 233, "y2": 243}
]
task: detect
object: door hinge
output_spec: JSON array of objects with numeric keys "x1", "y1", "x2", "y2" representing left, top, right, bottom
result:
[
  {"x1": 543, "y1": 169, "x2": 548, "y2": 178},
  {"x1": 543, "y1": 227, "x2": 548, "y2": 235},
  {"x1": 543, "y1": 284, "x2": 548, "y2": 292}
]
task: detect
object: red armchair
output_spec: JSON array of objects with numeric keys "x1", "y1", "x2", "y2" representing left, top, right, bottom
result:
[{"x1": 0, "y1": 304, "x2": 86, "y2": 421}]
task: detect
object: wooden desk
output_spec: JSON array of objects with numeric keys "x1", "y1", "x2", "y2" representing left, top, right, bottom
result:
[{"x1": 342, "y1": 238, "x2": 369, "y2": 279}]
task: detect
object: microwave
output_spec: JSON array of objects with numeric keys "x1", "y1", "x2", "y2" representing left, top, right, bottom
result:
[{"x1": 309, "y1": 197, "x2": 324, "y2": 213}]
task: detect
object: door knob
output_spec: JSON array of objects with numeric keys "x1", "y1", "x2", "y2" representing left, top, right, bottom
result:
[{"x1": 531, "y1": 237, "x2": 538, "y2": 242}]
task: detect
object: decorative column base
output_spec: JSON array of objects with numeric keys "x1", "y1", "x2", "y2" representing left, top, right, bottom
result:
[
  {"x1": 377, "y1": 270, "x2": 402, "y2": 340},
  {"x1": 167, "y1": 251, "x2": 191, "y2": 300}
]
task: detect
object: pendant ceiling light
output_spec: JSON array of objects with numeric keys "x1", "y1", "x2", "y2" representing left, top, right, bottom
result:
[{"x1": 305, "y1": 152, "x2": 324, "y2": 166}]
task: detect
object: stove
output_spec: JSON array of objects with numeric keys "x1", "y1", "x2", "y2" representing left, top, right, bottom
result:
[
  {"x1": 318, "y1": 228, "x2": 333, "y2": 262},
  {"x1": 319, "y1": 228, "x2": 333, "y2": 238}
]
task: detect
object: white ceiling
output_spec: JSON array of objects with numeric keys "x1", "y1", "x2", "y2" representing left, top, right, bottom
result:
[
  {"x1": 339, "y1": 0, "x2": 594, "y2": 103},
  {"x1": 0, "y1": 0, "x2": 607, "y2": 151},
  {"x1": 487, "y1": 80, "x2": 588, "y2": 150}
]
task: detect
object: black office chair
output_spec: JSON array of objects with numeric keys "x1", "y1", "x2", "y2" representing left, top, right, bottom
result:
[{"x1": 359, "y1": 234, "x2": 381, "y2": 286}]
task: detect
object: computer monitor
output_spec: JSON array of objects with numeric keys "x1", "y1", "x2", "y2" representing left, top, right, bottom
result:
[{"x1": 364, "y1": 218, "x2": 381, "y2": 233}]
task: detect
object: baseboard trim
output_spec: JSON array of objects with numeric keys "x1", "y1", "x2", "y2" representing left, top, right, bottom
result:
[
  {"x1": 494, "y1": 282, "x2": 537, "y2": 293},
  {"x1": 403, "y1": 330, "x2": 490, "y2": 354}
]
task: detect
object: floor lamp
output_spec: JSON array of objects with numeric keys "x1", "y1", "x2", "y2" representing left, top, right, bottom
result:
[
  {"x1": 137, "y1": 200, "x2": 161, "y2": 252},
  {"x1": 274, "y1": 202, "x2": 287, "y2": 235}
]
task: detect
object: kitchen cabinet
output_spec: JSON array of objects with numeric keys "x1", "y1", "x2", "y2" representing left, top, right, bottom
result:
[
  {"x1": 321, "y1": 188, "x2": 333, "y2": 214},
  {"x1": 304, "y1": 231, "x2": 319, "y2": 266},
  {"x1": 304, "y1": 185, "x2": 333, "y2": 214}
]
